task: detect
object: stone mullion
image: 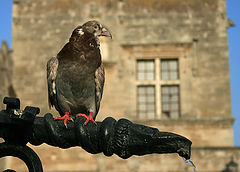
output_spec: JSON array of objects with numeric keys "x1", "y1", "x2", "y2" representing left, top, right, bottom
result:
[{"x1": 155, "y1": 58, "x2": 161, "y2": 119}]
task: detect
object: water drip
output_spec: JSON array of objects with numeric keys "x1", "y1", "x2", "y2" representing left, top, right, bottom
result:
[{"x1": 182, "y1": 157, "x2": 196, "y2": 172}]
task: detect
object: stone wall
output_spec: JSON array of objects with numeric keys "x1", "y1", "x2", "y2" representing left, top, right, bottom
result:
[
  {"x1": 0, "y1": 41, "x2": 15, "y2": 109},
  {"x1": 7, "y1": 144, "x2": 240, "y2": 172}
]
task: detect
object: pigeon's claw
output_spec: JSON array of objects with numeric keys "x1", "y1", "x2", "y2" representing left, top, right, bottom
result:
[
  {"x1": 77, "y1": 112, "x2": 96, "y2": 125},
  {"x1": 55, "y1": 112, "x2": 74, "y2": 128}
]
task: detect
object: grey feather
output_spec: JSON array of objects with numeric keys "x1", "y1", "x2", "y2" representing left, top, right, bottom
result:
[
  {"x1": 95, "y1": 62, "x2": 105, "y2": 114},
  {"x1": 47, "y1": 56, "x2": 59, "y2": 109}
]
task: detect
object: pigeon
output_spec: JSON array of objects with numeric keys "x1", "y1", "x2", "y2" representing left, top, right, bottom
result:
[{"x1": 47, "y1": 20, "x2": 112, "y2": 127}]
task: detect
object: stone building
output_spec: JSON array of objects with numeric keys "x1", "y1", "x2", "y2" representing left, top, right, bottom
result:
[
  {"x1": 1, "y1": 0, "x2": 239, "y2": 171},
  {"x1": 0, "y1": 41, "x2": 15, "y2": 109}
]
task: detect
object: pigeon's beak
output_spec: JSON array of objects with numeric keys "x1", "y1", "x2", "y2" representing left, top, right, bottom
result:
[{"x1": 100, "y1": 27, "x2": 112, "y2": 39}]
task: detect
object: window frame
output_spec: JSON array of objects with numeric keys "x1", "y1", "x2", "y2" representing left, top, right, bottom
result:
[
  {"x1": 161, "y1": 58, "x2": 179, "y2": 80},
  {"x1": 161, "y1": 85, "x2": 181, "y2": 119},
  {"x1": 137, "y1": 85, "x2": 156, "y2": 120},
  {"x1": 136, "y1": 57, "x2": 181, "y2": 120},
  {"x1": 137, "y1": 59, "x2": 155, "y2": 81}
]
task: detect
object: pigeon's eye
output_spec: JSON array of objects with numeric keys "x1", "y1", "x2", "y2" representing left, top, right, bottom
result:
[{"x1": 93, "y1": 25, "x2": 99, "y2": 30}]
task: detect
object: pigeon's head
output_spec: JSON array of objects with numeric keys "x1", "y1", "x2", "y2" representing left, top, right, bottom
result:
[
  {"x1": 82, "y1": 20, "x2": 112, "y2": 39},
  {"x1": 70, "y1": 21, "x2": 112, "y2": 48}
]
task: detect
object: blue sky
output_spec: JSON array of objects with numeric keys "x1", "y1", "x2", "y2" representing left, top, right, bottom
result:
[
  {"x1": 227, "y1": 0, "x2": 240, "y2": 146},
  {"x1": 0, "y1": 1, "x2": 239, "y2": 145},
  {"x1": 0, "y1": 0, "x2": 12, "y2": 49}
]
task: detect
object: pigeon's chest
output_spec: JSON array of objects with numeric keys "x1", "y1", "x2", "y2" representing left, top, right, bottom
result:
[
  {"x1": 55, "y1": 46, "x2": 101, "y2": 92},
  {"x1": 55, "y1": 61, "x2": 96, "y2": 103},
  {"x1": 57, "y1": 60, "x2": 95, "y2": 85}
]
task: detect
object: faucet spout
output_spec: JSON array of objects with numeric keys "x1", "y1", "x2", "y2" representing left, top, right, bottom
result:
[{"x1": 113, "y1": 120, "x2": 192, "y2": 159}]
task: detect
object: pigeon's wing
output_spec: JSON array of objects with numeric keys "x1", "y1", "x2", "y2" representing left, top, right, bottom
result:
[
  {"x1": 95, "y1": 62, "x2": 105, "y2": 114},
  {"x1": 47, "y1": 56, "x2": 59, "y2": 109}
]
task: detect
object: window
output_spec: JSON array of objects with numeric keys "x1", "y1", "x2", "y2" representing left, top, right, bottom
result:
[
  {"x1": 137, "y1": 60, "x2": 155, "y2": 80},
  {"x1": 137, "y1": 58, "x2": 180, "y2": 120},
  {"x1": 161, "y1": 85, "x2": 180, "y2": 119},
  {"x1": 137, "y1": 86, "x2": 155, "y2": 119},
  {"x1": 161, "y1": 59, "x2": 179, "y2": 80}
]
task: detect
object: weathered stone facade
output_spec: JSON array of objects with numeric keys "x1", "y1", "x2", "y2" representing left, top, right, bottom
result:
[
  {"x1": 2, "y1": 0, "x2": 239, "y2": 171},
  {"x1": 0, "y1": 41, "x2": 15, "y2": 109}
]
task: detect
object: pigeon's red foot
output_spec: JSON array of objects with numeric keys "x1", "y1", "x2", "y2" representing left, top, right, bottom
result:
[
  {"x1": 76, "y1": 112, "x2": 96, "y2": 125},
  {"x1": 55, "y1": 112, "x2": 74, "y2": 128}
]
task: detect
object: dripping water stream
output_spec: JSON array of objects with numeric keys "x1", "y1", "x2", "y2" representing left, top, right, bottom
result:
[{"x1": 182, "y1": 157, "x2": 196, "y2": 172}]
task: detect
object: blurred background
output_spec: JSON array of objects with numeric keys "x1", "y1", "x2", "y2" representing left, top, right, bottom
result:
[{"x1": 0, "y1": 0, "x2": 239, "y2": 171}]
